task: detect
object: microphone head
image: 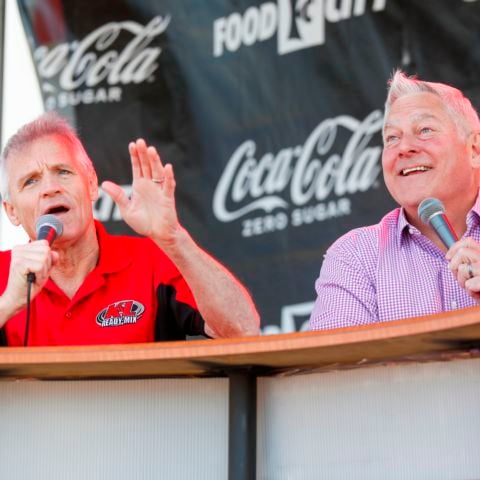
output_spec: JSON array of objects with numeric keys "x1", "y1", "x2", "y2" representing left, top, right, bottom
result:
[
  {"x1": 35, "y1": 214, "x2": 64, "y2": 240},
  {"x1": 418, "y1": 198, "x2": 445, "y2": 225}
]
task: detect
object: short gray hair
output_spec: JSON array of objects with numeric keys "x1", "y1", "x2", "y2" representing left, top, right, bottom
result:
[
  {"x1": 0, "y1": 112, "x2": 95, "y2": 201},
  {"x1": 384, "y1": 69, "x2": 480, "y2": 138}
]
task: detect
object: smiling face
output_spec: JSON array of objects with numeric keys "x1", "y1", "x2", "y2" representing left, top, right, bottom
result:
[
  {"x1": 2, "y1": 134, "x2": 98, "y2": 242},
  {"x1": 382, "y1": 91, "x2": 480, "y2": 224}
]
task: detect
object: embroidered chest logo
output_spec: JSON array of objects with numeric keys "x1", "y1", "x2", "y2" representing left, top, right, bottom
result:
[{"x1": 96, "y1": 300, "x2": 145, "y2": 327}]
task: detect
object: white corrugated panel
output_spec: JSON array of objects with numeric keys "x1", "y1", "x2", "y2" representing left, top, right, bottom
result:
[
  {"x1": 0, "y1": 377, "x2": 228, "y2": 479},
  {"x1": 258, "y1": 357, "x2": 480, "y2": 480}
]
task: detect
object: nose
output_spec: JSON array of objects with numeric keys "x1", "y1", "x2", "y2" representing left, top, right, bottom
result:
[
  {"x1": 397, "y1": 133, "x2": 420, "y2": 157},
  {"x1": 40, "y1": 173, "x2": 63, "y2": 197}
]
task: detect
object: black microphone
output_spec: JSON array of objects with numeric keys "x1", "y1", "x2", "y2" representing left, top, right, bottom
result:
[
  {"x1": 418, "y1": 198, "x2": 458, "y2": 249},
  {"x1": 26, "y1": 214, "x2": 64, "y2": 284}
]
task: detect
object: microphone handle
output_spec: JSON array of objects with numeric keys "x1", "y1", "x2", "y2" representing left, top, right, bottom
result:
[
  {"x1": 430, "y1": 213, "x2": 458, "y2": 248},
  {"x1": 27, "y1": 226, "x2": 57, "y2": 284},
  {"x1": 38, "y1": 226, "x2": 57, "y2": 244}
]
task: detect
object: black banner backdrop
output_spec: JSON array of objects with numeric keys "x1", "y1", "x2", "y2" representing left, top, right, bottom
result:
[{"x1": 17, "y1": 0, "x2": 480, "y2": 333}]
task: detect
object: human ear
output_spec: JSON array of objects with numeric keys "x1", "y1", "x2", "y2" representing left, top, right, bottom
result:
[
  {"x1": 2, "y1": 201, "x2": 21, "y2": 226},
  {"x1": 88, "y1": 170, "x2": 99, "y2": 202},
  {"x1": 469, "y1": 132, "x2": 480, "y2": 168}
]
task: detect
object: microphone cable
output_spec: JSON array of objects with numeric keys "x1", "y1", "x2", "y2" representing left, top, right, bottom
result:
[{"x1": 24, "y1": 273, "x2": 35, "y2": 347}]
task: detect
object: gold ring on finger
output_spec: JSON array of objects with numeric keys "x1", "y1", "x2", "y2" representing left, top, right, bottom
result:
[{"x1": 468, "y1": 263, "x2": 475, "y2": 279}]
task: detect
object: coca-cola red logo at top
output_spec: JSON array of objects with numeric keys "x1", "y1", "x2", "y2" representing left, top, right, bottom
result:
[
  {"x1": 213, "y1": 110, "x2": 384, "y2": 238},
  {"x1": 32, "y1": 16, "x2": 170, "y2": 110}
]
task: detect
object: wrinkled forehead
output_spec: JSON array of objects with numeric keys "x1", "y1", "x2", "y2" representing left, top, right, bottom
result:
[
  {"x1": 6, "y1": 134, "x2": 83, "y2": 172},
  {"x1": 384, "y1": 112, "x2": 444, "y2": 132},
  {"x1": 383, "y1": 92, "x2": 453, "y2": 131}
]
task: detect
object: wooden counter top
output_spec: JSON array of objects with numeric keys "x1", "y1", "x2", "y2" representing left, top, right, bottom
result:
[{"x1": 1, "y1": 307, "x2": 480, "y2": 380}]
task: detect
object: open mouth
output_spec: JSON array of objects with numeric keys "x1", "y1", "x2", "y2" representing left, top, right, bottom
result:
[
  {"x1": 400, "y1": 166, "x2": 432, "y2": 176},
  {"x1": 44, "y1": 205, "x2": 70, "y2": 215}
]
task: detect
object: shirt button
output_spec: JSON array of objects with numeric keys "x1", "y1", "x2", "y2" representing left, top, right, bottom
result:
[
  {"x1": 408, "y1": 228, "x2": 414, "y2": 234},
  {"x1": 451, "y1": 300, "x2": 457, "y2": 308},
  {"x1": 65, "y1": 311, "x2": 72, "y2": 318}
]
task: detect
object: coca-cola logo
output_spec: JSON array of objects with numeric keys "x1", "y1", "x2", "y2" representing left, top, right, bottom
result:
[
  {"x1": 213, "y1": 110, "x2": 384, "y2": 237},
  {"x1": 33, "y1": 16, "x2": 170, "y2": 110}
]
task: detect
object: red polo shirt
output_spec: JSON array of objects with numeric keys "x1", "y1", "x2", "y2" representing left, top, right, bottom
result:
[{"x1": 0, "y1": 222, "x2": 205, "y2": 346}]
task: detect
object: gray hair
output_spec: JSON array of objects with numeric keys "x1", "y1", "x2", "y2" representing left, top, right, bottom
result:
[
  {"x1": 0, "y1": 112, "x2": 95, "y2": 201},
  {"x1": 384, "y1": 69, "x2": 480, "y2": 138}
]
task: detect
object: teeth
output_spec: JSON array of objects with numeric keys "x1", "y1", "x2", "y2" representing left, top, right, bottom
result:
[{"x1": 401, "y1": 166, "x2": 430, "y2": 176}]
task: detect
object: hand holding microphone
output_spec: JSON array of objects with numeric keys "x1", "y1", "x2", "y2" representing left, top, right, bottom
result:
[
  {"x1": 26, "y1": 214, "x2": 64, "y2": 284},
  {"x1": 0, "y1": 215, "x2": 63, "y2": 326},
  {"x1": 419, "y1": 198, "x2": 480, "y2": 299}
]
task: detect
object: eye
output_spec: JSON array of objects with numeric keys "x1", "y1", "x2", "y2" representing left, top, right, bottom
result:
[
  {"x1": 419, "y1": 126, "x2": 433, "y2": 136},
  {"x1": 23, "y1": 177, "x2": 37, "y2": 187},
  {"x1": 58, "y1": 168, "x2": 72, "y2": 176},
  {"x1": 384, "y1": 134, "x2": 399, "y2": 145}
]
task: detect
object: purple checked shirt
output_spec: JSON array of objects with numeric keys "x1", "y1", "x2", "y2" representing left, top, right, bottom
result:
[{"x1": 309, "y1": 196, "x2": 480, "y2": 330}]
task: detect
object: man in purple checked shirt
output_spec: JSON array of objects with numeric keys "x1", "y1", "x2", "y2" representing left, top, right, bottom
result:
[{"x1": 309, "y1": 70, "x2": 480, "y2": 330}]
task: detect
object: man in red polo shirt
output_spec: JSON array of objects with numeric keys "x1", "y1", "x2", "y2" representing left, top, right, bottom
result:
[{"x1": 0, "y1": 113, "x2": 260, "y2": 346}]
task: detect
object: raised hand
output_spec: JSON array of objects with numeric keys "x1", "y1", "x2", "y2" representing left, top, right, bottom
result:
[{"x1": 101, "y1": 139, "x2": 180, "y2": 245}]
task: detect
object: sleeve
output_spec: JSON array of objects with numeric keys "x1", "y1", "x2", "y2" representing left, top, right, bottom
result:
[
  {"x1": 150, "y1": 242, "x2": 208, "y2": 340},
  {"x1": 0, "y1": 252, "x2": 10, "y2": 346},
  {"x1": 154, "y1": 280, "x2": 208, "y2": 341},
  {"x1": 0, "y1": 328, "x2": 6, "y2": 346},
  {"x1": 309, "y1": 229, "x2": 379, "y2": 330}
]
